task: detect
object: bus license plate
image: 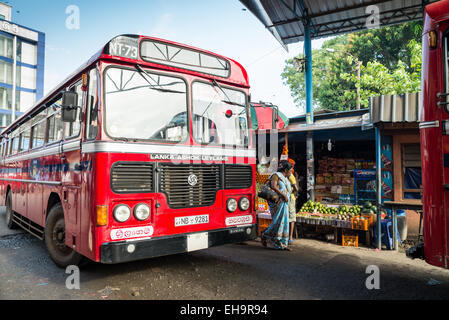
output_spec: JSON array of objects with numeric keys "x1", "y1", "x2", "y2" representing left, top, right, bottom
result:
[
  {"x1": 175, "y1": 214, "x2": 209, "y2": 227},
  {"x1": 187, "y1": 232, "x2": 209, "y2": 252}
]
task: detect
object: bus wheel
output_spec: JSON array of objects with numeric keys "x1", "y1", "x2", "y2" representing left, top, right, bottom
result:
[
  {"x1": 5, "y1": 192, "x2": 18, "y2": 230},
  {"x1": 44, "y1": 203, "x2": 83, "y2": 268}
]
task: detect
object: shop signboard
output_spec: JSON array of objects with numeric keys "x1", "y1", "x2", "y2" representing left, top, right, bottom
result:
[{"x1": 381, "y1": 136, "x2": 394, "y2": 201}]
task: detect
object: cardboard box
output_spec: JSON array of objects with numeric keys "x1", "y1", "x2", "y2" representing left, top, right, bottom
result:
[
  {"x1": 342, "y1": 186, "x2": 354, "y2": 195},
  {"x1": 331, "y1": 185, "x2": 343, "y2": 194}
]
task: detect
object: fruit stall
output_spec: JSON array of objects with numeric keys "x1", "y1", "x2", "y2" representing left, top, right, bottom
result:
[
  {"x1": 295, "y1": 200, "x2": 378, "y2": 247},
  {"x1": 257, "y1": 199, "x2": 380, "y2": 247}
]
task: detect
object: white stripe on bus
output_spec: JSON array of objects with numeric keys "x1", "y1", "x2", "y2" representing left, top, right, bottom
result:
[{"x1": 81, "y1": 141, "x2": 256, "y2": 158}]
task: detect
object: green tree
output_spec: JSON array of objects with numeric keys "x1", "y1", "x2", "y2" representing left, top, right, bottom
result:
[{"x1": 282, "y1": 21, "x2": 423, "y2": 112}]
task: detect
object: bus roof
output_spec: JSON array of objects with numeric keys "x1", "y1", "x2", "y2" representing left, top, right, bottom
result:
[{"x1": 1, "y1": 34, "x2": 250, "y2": 136}]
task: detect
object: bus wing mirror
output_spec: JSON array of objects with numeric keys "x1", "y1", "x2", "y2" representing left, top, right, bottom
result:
[{"x1": 61, "y1": 91, "x2": 79, "y2": 123}]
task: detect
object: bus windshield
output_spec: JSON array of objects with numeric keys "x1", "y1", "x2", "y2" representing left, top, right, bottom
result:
[
  {"x1": 192, "y1": 82, "x2": 249, "y2": 147},
  {"x1": 104, "y1": 67, "x2": 188, "y2": 142}
]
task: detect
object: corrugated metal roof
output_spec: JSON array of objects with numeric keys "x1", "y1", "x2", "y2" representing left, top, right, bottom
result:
[
  {"x1": 241, "y1": 0, "x2": 437, "y2": 47},
  {"x1": 370, "y1": 92, "x2": 421, "y2": 123}
]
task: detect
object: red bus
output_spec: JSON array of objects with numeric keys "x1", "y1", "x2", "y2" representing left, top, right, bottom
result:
[
  {"x1": 0, "y1": 35, "x2": 257, "y2": 268},
  {"x1": 413, "y1": 0, "x2": 449, "y2": 269}
]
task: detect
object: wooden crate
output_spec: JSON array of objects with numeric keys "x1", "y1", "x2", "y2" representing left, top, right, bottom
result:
[{"x1": 342, "y1": 234, "x2": 359, "y2": 247}]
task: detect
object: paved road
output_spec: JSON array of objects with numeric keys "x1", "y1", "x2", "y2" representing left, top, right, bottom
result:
[{"x1": 1, "y1": 207, "x2": 449, "y2": 300}]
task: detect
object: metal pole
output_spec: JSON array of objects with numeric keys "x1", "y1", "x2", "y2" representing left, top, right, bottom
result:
[
  {"x1": 375, "y1": 126, "x2": 382, "y2": 250},
  {"x1": 304, "y1": 22, "x2": 313, "y2": 125},
  {"x1": 304, "y1": 21, "x2": 315, "y2": 203},
  {"x1": 356, "y1": 61, "x2": 361, "y2": 110},
  {"x1": 393, "y1": 207, "x2": 398, "y2": 251},
  {"x1": 306, "y1": 131, "x2": 315, "y2": 202}
]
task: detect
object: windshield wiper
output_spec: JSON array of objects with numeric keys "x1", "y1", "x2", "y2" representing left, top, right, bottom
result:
[
  {"x1": 221, "y1": 100, "x2": 247, "y2": 108},
  {"x1": 135, "y1": 65, "x2": 185, "y2": 94},
  {"x1": 200, "y1": 80, "x2": 247, "y2": 117},
  {"x1": 211, "y1": 79, "x2": 247, "y2": 109}
]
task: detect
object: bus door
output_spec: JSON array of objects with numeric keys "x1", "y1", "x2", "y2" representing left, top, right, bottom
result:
[{"x1": 61, "y1": 80, "x2": 84, "y2": 249}]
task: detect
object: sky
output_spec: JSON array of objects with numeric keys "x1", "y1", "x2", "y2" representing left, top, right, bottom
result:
[{"x1": 6, "y1": 0, "x2": 328, "y2": 117}]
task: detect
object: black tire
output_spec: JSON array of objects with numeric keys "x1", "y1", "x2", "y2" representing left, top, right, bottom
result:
[
  {"x1": 5, "y1": 192, "x2": 18, "y2": 230},
  {"x1": 44, "y1": 203, "x2": 84, "y2": 268}
]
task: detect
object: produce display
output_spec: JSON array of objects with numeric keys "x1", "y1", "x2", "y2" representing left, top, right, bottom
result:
[
  {"x1": 296, "y1": 200, "x2": 377, "y2": 231},
  {"x1": 299, "y1": 200, "x2": 362, "y2": 221},
  {"x1": 360, "y1": 201, "x2": 377, "y2": 214}
]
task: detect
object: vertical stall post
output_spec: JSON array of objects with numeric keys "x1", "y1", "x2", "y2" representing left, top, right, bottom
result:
[
  {"x1": 392, "y1": 207, "x2": 399, "y2": 251},
  {"x1": 304, "y1": 20, "x2": 315, "y2": 202},
  {"x1": 307, "y1": 131, "x2": 315, "y2": 202},
  {"x1": 375, "y1": 126, "x2": 382, "y2": 250},
  {"x1": 304, "y1": 22, "x2": 314, "y2": 125}
]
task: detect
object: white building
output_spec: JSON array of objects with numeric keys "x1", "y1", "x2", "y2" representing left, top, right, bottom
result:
[{"x1": 0, "y1": 2, "x2": 45, "y2": 127}]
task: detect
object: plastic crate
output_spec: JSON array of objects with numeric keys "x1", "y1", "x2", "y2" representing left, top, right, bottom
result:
[
  {"x1": 362, "y1": 214, "x2": 375, "y2": 227},
  {"x1": 342, "y1": 234, "x2": 359, "y2": 247},
  {"x1": 258, "y1": 217, "x2": 272, "y2": 237},
  {"x1": 351, "y1": 217, "x2": 369, "y2": 231}
]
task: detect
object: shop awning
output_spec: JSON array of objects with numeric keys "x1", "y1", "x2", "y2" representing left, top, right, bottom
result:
[
  {"x1": 251, "y1": 103, "x2": 290, "y2": 130},
  {"x1": 281, "y1": 112, "x2": 369, "y2": 133},
  {"x1": 240, "y1": 0, "x2": 435, "y2": 47}
]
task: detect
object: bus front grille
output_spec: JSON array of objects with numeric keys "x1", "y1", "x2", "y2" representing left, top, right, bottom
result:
[
  {"x1": 225, "y1": 165, "x2": 253, "y2": 189},
  {"x1": 159, "y1": 164, "x2": 221, "y2": 209},
  {"x1": 111, "y1": 162, "x2": 154, "y2": 193}
]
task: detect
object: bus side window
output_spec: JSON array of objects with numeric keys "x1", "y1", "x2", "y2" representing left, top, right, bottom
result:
[
  {"x1": 12, "y1": 136, "x2": 19, "y2": 155},
  {"x1": 46, "y1": 99, "x2": 63, "y2": 144},
  {"x1": 18, "y1": 133, "x2": 23, "y2": 152},
  {"x1": 47, "y1": 114, "x2": 63, "y2": 144},
  {"x1": 86, "y1": 69, "x2": 98, "y2": 140},
  {"x1": 31, "y1": 122, "x2": 45, "y2": 149},
  {"x1": 20, "y1": 125, "x2": 31, "y2": 152}
]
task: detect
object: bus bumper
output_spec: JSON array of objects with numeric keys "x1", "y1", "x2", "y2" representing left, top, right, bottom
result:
[{"x1": 100, "y1": 225, "x2": 257, "y2": 264}]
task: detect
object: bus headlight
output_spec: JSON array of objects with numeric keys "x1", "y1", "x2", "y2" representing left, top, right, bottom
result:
[
  {"x1": 113, "y1": 205, "x2": 131, "y2": 223},
  {"x1": 227, "y1": 198, "x2": 238, "y2": 213},
  {"x1": 239, "y1": 197, "x2": 250, "y2": 211},
  {"x1": 134, "y1": 203, "x2": 151, "y2": 221}
]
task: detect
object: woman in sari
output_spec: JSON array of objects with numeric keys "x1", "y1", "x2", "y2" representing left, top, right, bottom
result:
[{"x1": 261, "y1": 161, "x2": 293, "y2": 251}]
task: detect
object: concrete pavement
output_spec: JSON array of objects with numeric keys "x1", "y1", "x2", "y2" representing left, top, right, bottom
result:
[{"x1": 1, "y1": 206, "x2": 449, "y2": 300}]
